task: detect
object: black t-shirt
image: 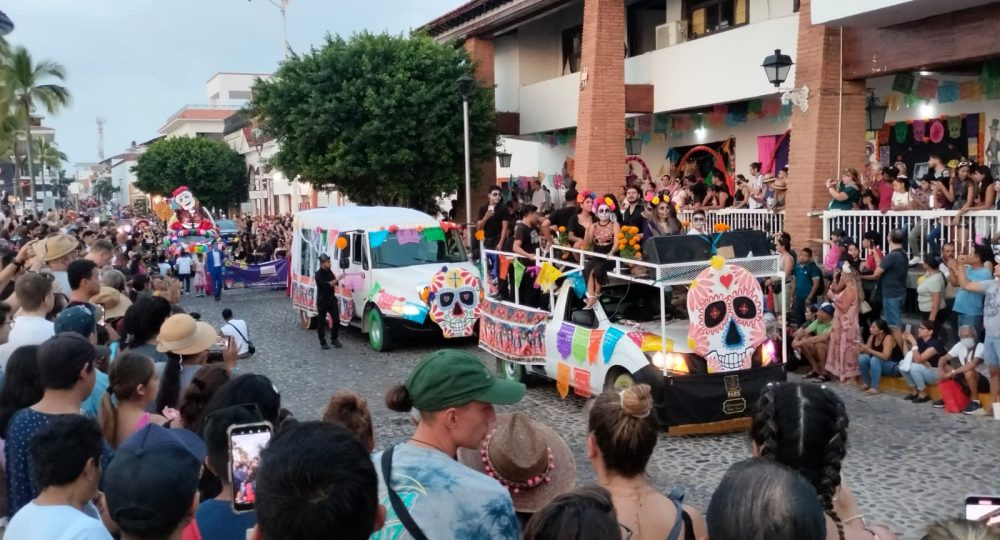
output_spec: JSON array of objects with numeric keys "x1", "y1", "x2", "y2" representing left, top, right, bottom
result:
[
  {"x1": 478, "y1": 204, "x2": 509, "y2": 246},
  {"x1": 514, "y1": 222, "x2": 539, "y2": 264},
  {"x1": 621, "y1": 205, "x2": 646, "y2": 230},
  {"x1": 315, "y1": 267, "x2": 335, "y2": 303},
  {"x1": 690, "y1": 183, "x2": 707, "y2": 204},
  {"x1": 916, "y1": 338, "x2": 947, "y2": 368},
  {"x1": 548, "y1": 206, "x2": 579, "y2": 230}
]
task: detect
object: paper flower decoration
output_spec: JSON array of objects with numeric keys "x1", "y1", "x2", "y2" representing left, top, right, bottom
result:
[
  {"x1": 651, "y1": 196, "x2": 661, "y2": 206},
  {"x1": 475, "y1": 230, "x2": 485, "y2": 242},
  {"x1": 644, "y1": 192, "x2": 654, "y2": 202},
  {"x1": 336, "y1": 237, "x2": 348, "y2": 250},
  {"x1": 713, "y1": 223, "x2": 730, "y2": 233}
]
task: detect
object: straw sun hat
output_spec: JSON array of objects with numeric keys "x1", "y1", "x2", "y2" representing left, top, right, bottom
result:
[
  {"x1": 156, "y1": 314, "x2": 218, "y2": 356},
  {"x1": 91, "y1": 286, "x2": 132, "y2": 320},
  {"x1": 42, "y1": 233, "x2": 79, "y2": 262},
  {"x1": 458, "y1": 413, "x2": 575, "y2": 513}
]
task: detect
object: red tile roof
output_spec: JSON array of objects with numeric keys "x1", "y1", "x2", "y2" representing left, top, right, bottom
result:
[{"x1": 175, "y1": 109, "x2": 237, "y2": 121}]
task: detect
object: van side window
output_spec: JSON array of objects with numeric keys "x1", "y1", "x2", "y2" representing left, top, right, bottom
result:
[{"x1": 352, "y1": 233, "x2": 369, "y2": 270}]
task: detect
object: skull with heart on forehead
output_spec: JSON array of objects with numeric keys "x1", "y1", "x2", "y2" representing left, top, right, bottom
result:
[
  {"x1": 686, "y1": 256, "x2": 765, "y2": 373},
  {"x1": 427, "y1": 266, "x2": 482, "y2": 338}
]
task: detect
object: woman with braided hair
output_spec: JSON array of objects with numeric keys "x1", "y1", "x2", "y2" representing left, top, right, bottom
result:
[{"x1": 749, "y1": 382, "x2": 898, "y2": 540}]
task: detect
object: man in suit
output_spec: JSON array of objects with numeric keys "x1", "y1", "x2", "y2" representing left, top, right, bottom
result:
[{"x1": 206, "y1": 243, "x2": 226, "y2": 302}]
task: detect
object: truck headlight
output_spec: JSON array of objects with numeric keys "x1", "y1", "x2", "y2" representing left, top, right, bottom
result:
[{"x1": 650, "y1": 351, "x2": 690, "y2": 375}]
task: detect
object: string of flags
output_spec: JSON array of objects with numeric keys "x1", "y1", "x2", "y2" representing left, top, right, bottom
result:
[{"x1": 887, "y1": 61, "x2": 1000, "y2": 109}]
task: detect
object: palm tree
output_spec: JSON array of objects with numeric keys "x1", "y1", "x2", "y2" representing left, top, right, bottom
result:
[
  {"x1": 0, "y1": 45, "x2": 69, "y2": 207},
  {"x1": 33, "y1": 138, "x2": 65, "y2": 204}
]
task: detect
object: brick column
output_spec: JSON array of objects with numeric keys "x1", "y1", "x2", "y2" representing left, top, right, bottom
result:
[
  {"x1": 458, "y1": 36, "x2": 497, "y2": 225},
  {"x1": 574, "y1": 0, "x2": 626, "y2": 197},
  {"x1": 785, "y1": 0, "x2": 867, "y2": 243}
]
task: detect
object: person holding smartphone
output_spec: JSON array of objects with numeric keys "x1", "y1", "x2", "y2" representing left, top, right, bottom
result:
[
  {"x1": 476, "y1": 186, "x2": 510, "y2": 251},
  {"x1": 196, "y1": 405, "x2": 264, "y2": 539}
]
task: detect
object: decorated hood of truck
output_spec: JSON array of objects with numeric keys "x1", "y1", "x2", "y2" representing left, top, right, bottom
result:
[{"x1": 366, "y1": 263, "x2": 482, "y2": 338}]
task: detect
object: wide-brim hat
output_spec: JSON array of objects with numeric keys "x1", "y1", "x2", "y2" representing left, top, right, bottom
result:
[
  {"x1": 42, "y1": 233, "x2": 78, "y2": 262},
  {"x1": 458, "y1": 413, "x2": 575, "y2": 513},
  {"x1": 156, "y1": 314, "x2": 218, "y2": 355},
  {"x1": 92, "y1": 286, "x2": 132, "y2": 320}
]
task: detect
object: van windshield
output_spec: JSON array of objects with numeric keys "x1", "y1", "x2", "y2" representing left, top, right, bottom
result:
[{"x1": 370, "y1": 228, "x2": 468, "y2": 269}]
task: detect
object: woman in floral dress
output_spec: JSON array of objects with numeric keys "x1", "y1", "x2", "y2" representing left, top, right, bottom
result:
[{"x1": 825, "y1": 258, "x2": 861, "y2": 382}]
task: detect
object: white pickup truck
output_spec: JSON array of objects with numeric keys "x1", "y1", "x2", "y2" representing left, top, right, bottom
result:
[{"x1": 479, "y1": 231, "x2": 787, "y2": 434}]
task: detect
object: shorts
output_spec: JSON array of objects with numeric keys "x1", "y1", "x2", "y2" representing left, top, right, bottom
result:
[
  {"x1": 882, "y1": 296, "x2": 904, "y2": 329},
  {"x1": 981, "y1": 336, "x2": 1000, "y2": 369}
]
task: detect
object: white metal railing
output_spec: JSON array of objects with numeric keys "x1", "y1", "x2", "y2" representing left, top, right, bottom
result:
[
  {"x1": 819, "y1": 210, "x2": 1000, "y2": 258},
  {"x1": 678, "y1": 208, "x2": 785, "y2": 236}
]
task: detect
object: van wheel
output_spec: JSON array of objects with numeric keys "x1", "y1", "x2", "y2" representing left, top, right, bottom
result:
[
  {"x1": 367, "y1": 309, "x2": 394, "y2": 352},
  {"x1": 300, "y1": 310, "x2": 315, "y2": 330},
  {"x1": 497, "y1": 358, "x2": 527, "y2": 383},
  {"x1": 604, "y1": 370, "x2": 635, "y2": 391}
]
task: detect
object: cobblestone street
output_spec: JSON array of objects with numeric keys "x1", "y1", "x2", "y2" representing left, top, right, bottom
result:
[{"x1": 189, "y1": 288, "x2": 1000, "y2": 540}]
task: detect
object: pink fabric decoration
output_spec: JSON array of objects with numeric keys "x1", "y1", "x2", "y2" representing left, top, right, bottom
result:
[{"x1": 397, "y1": 228, "x2": 420, "y2": 245}]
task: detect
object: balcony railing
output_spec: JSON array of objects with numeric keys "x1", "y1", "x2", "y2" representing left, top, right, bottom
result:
[{"x1": 819, "y1": 209, "x2": 1000, "y2": 258}]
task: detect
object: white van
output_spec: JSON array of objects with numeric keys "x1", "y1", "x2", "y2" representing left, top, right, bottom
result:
[{"x1": 290, "y1": 206, "x2": 481, "y2": 351}]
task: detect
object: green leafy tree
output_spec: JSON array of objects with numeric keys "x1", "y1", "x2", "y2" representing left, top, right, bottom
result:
[
  {"x1": 0, "y1": 45, "x2": 70, "y2": 203},
  {"x1": 93, "y1": 177, "x2": 118, "y2": 203},
  {"x1": 33, "y1": 138, "x2": 66, "y2": 198},
  {"x1": 132, "y1": 136, "x2": 245, "y2": 209},
  {"x1": 250, "y1": 32, "x2": 497, "y2": 212}
]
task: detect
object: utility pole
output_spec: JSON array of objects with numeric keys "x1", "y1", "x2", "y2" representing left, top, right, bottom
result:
[
  {"x1": 249, "y1": 0, "x2": 291, "y2": 59},
  {"x1": 96, "y1": 118, "x2": 105, "y2": 161}
]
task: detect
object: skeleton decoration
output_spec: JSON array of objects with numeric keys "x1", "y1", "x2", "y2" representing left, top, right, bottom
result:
[
  {"x1": 427, "y1": 266, "x2": 482, "y2": 338},
  {"x1": 686, "y1": 256, "x2": 765, "y2": 373},
  {"x1": 168, "y1": 186, "x2": 215, "y2": 234}
]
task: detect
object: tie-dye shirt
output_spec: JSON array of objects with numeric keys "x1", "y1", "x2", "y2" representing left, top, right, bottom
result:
[{"x1": 371, "y1": 444, "x2": 519, "y2": 540}]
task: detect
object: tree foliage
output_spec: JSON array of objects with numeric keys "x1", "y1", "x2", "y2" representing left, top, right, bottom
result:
[
  {"x1": 132, "y1": 136, "x2": 245, "y2": 209},
  {"x1": 250, "y1": 32, "x2": 497, "y2": 212}
]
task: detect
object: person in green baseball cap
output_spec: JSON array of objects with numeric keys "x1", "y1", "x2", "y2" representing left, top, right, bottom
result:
[{"x1": 375, "y1": 349, "x2": 525, "y2": 540}]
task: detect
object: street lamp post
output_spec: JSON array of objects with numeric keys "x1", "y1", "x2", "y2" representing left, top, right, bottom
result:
[
  {"x1": 249, "y1": 0, "x2": 291, "y2": 59},
  {"x1": 457, "y1": 75, "x2": 475, "y2": 229}
]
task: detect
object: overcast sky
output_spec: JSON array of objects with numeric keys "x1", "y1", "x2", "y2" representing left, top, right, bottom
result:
[{"x1": 4, "y1": 0, "x2": 464, "y2": 166}]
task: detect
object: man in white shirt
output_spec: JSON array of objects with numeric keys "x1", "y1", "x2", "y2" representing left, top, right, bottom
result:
[
  {"x1": 748, "y1": 162, "x2": 765, "y2": 210},
  {"x1": 220, "y1": 308, "x2": 253, "y2": 358},
  {"x1": 4, "y1": 415, "x2": 113, "y2": 539},
  {"x1": 175, "y1": 252, "x2": 193, "y2": 295},
  {"x1": 530, "y1": 180, "x2": 551, "y2": 213},
  {"x1": 687, "y1": 210, "x2": 710, "y2": 235},
  {"x1": 0, "y1": 272, "x2": 56, "y2": 370}
]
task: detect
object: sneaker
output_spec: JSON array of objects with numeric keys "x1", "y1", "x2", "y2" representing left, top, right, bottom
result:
[
  {"x1": 909, "y1": 256, "x2": 921, "y2": 266},
  {"x1": 932, "y1": 399, "x2": 945, "y2": 408},
  {"x1": 903, "y1": 394, "x2": 916, "y2": 401},
  {"x1": 963, "y1": 401, "x2": 987, "y2": 415},
  {"x1": 912, "y1": 395, "x2": 931, "y2": 403},
  {"x1": 331, "y1": 340, "x2": 343, "y2": 349},
  {"x1": 320, "y1": 344, "x2": 330, "y2": 350}
]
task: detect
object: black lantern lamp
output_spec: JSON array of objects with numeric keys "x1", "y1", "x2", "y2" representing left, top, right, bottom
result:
[
  {"x1": 865, "y1": 91, "x2": 888, "y2": 132},
  {"x1": 497, "y1": 150, "x2": 512, "y2": 168},
  {"x1": 625, "y1": 136, "x2": 643, "y2": 156},
  {"x1": 457, "y1": 75, "x2": 475, "y2": 100},
  {"x1": 761, "y1": 49, "x2": 794, "y2": 87}
]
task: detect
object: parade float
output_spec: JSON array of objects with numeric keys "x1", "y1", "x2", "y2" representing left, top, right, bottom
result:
[
  {"x1": 291, "y1": 206, "x2": 480, "y2": 352},
  {"x1": 480, "y1": 230, "x2": 786, "y2": 435}
]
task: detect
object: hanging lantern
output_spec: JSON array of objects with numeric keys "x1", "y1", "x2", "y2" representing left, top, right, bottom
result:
[{"x1": 761, "y1": 49, "x2": 794, "y2": 87}]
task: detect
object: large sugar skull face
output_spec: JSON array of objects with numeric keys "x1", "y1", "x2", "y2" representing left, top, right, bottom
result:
[
  {"x1": 174, "y1": 189, "x2": 195, "y2": 211},
  {"x1": 428, "y1": 266, "x2": 481, "y2": 338},
  {"x1": 687, "y1": 259, "x2": 765, "y2": 372}
]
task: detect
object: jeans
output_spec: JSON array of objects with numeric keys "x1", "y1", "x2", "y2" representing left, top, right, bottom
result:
[
  {"x1": 859, "y1": 353, "x2": 900, "y2": 389},
  {"x1": 926, "y1": 224, "x2": 942, "y2": 257},
  {"x1": 180, "y1": 273, "x2": 192, "y2": 293},
  {"x1": 901, "y1": 362, "x2": 939, "y2": 390},
  {"x1": 882, "y1": 295, "x2": 904, "y2": 329},
  {"x1": 211, "y1": 271, "x2": 224, "y2": 300}
]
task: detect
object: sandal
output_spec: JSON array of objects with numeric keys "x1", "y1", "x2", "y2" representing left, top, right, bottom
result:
[
  {"x1": 814, "y1": 374, "x2": 831, "y2": 383},
  {"x1": 859, "y1": 384, "x2": 870, "y2": 391},
  {"x1": 803, "y1": 371, "x2": 819, "y2": 379},
  {"x1": 865, "y1": 388, "x2": 880, "y2": 395}
]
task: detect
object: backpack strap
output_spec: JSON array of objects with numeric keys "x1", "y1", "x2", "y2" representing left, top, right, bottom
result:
[{"x1": 381, "y1": 446, "x2": 429, "y2": 540}]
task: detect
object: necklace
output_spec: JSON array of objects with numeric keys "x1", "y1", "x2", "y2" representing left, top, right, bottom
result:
[{"x1": 409, "y1": 437, "x2": 451, "y2": 456}]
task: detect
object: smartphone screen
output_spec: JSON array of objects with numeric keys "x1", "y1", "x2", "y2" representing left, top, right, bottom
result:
[
  {"x1": 228, "y1": 422, "x2": 273, "y2": 512},
  {"x1": 905, "y1": 323, "x2": 912, "y2": 334},
  {"x1": 967, "y1": 496, "x2": 1000, "y2": 526}
]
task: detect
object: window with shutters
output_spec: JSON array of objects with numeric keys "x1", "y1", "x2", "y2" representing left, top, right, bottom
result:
[{"x1": 685, "y1": 0, "x2": 748, "y2": 39}]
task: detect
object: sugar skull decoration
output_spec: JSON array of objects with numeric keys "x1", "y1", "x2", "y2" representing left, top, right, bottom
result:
[
  {"x1": 427, "y1": 266, "x2": 482, "y2": 338},
  {"x1": 167, "y1": 186, "x2": 215, "y2": 234},
  {"x1": 686, "y1": 256, "x2": 765, "y2": 373},
  {"x1": 948, "y1": 116, "x2": 963, "y2": 139}
]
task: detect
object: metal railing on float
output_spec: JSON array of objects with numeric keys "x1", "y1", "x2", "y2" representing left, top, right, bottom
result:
[{"x1": 678, "y1": 208, "x2": 785, "y2": 237}]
